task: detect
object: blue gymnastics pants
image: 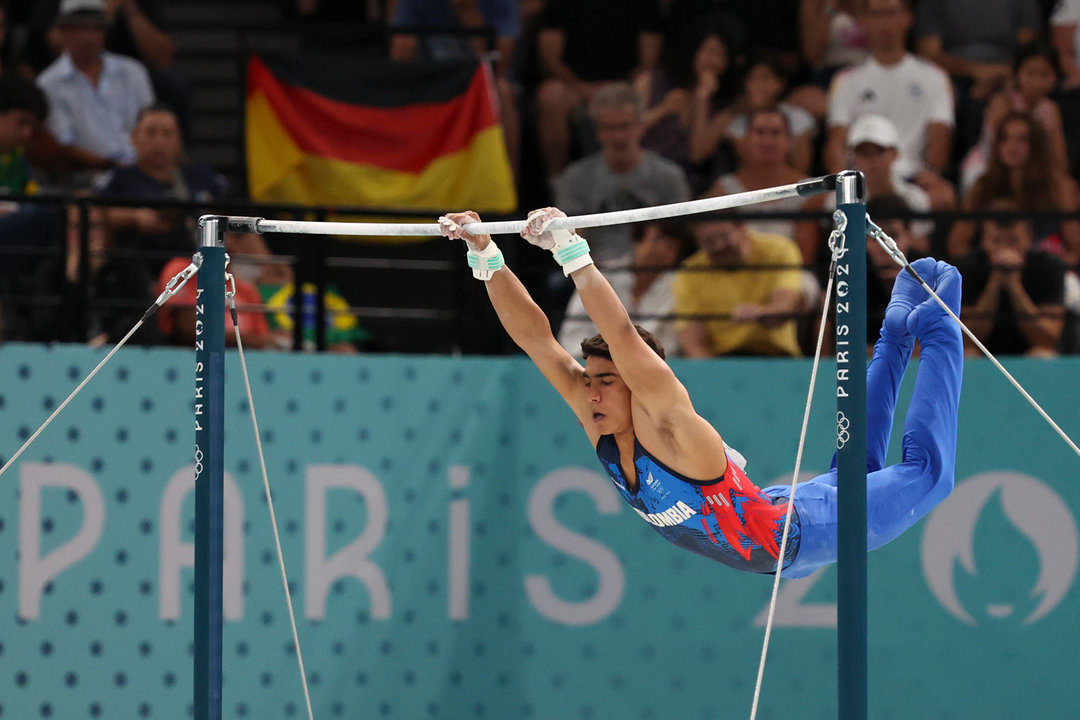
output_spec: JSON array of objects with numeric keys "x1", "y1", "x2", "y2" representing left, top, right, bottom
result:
[{"x1": 766, "y1": 259, "x2": 964, "y2": 579}]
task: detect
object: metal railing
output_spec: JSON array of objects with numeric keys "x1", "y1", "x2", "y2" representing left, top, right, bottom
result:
[{"x1": 1, "y1": 194, "x2": 1076, "y2": 354}]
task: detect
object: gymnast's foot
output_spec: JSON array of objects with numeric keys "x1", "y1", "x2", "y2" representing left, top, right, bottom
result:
[{"x1": 883, "y1": 258, "x2": 962, "y2": 342}]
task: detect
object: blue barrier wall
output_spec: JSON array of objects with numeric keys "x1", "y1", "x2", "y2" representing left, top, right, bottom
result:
[{"x1": 1, "y1": 344, "x2": 1077, "y2": 719}]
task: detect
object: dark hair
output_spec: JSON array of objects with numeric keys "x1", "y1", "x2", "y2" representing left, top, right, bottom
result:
[
  {"x1": 631, "y1": 220, "x2": 698, "y2": 261},
  {"x1": 1013, "y1": 38, "x2": 1061, "y2": 79},
  {"x1": 581, "y1": 326, "x2": 666, "y2": 361},
  {"x1": 744, "y1": 105, "x2": 791, "y2": 136},
  {"x1": 741, "y1": 53, "x2": 789, "y2": 93},
  {"x1": 980, "y1": 197, "x2": 1032, "y2": 233},
  {"x1": 135, "y1": 102, "x2": 179, "y2": 125},
  {"x1": 661, "y1": 24, "x2": 736, "y2": 107},
  {"x1": 969, "y1": 111, "x2": 1061, "y2": 211},
  {"x1": 862, "y1": 0, "x2": 913, "y2": 12},
  {"x1": 866, "y1": 193, "x2": 912, "y2": 228},
  {"x1": 0, "y1": 74, "x2": 48, "y2": 122}
]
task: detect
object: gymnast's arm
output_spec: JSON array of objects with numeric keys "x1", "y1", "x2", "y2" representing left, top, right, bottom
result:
[
  {"x1": 568, "y1": 261, "x2": 729, "y2": 473},
  {"x1": 486, "y1": 265, "x2": 590, "y2": 408},
  {"x1": 439, "y1": 211, "x2": 592, "y2": 424}
]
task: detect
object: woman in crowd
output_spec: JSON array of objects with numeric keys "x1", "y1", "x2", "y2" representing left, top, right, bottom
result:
[
  {"x1": 959, "y1": 40, "x2": 1069, "y2": 194},
  {"x1": 634, "y1": 26, "x2": 738, "y2": 193},
  {"x1": 948, "y1": 111, "x2": 1080, "y2": 269},
  {"x1": 721, "y1": 54, "x2": 817, "y2": 173}
]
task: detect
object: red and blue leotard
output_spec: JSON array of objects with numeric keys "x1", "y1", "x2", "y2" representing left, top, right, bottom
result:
[{"x1": 595, "y1": 436, "x2": 800, "y2": 574}]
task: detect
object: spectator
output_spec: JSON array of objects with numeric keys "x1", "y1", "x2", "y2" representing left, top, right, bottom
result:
[
  {"x1": 0, "y1": 73, "x2": 47, "y2": 196},
  {"x1": 388, "y1": 0, "x2": 521, "y2": 174},
  {"x1": 1051, "y1": 0, "x2": 1080, "y2": 89},
  {"x1": 26, "y1": 203, "x2": 159, "y2": 345},
  {"x1": 845, "y1": 114, "x2": 933, "y2": 254},
  {"x1": 824, "y1": 0, "x2": 956, "y2": 211},
  {"x1": 228, "y1": 231, "x2": 370, "y2": 353},
  {"x1": 557, "y1": 220, "x2": 695, "y2": 355},
  {"x1": 959, "y1": 40, "x2": 1069, "y2": 194},
  {"x1": 955, "y1": 201, "x2": 1066, "y2": 356},
  {"x1": 667, "y1": 0, "x2": 804, "y2": 75},
  {"x1": 534, "y1": 0, "x2": 663, "y2": 179},
  {"x1": 0, "y1": 74, "x2": 55, "y2": 284},
  {"x1": 789, "y1": 0, "x2": 868, "y2": 120},
  {"x1": 553, "y1": 82, "x2": 691, "y2": 269},
  {"x1": 914, "y1": 0, "x2": 1039, "y2": 102},
  {"x1": 674, "y1": 214, "x2": 804, "y2": 357},
  {"x1": 946, "y1": 111, "x2": 1080, "y2": 267},
  {"x1": 722, "y1": 55, "x2": 817, "y2": 174},
  {"x1": 25, "y1": 0, "x2": 175, "y2": 73},
  {"x1": 32, "y1": 0, "x2": 155, "y2": 186},
  {"x1": 93, "y1": 103, "x2": 228, "y2": 275},
  {"x1": 634, "y1": 26, "x2": 738, "y2": 194},
  {"x1": 24, "y1": 0, "x2": 187, "y2": 138},
  {"x1": 155, "y1": 254, "x2": 270, "y2": 349},
  {"x1": 706, "y1": 107, "x2": 826, "y2": 267}
]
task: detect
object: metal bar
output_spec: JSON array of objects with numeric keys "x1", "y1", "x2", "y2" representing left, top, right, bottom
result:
[
  {"x1": 247, "y1": 175, "x2": 839, "y2": 237},
  {"x1": 835, "y1": 170, "x2": 868, "y2": 720},
  {"x1": 194, "y1": 216, "x2": 226, "y2": 720},
  {"x1": 314, "y1": 209, "x2": 329, "y2": 352},
  {"x1": 77, "y1": 202, "x2": 91, "y2": 343}
]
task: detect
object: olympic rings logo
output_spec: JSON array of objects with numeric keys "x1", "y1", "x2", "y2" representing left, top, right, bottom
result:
[{"x1": 836, "y1": 411, "x2": 851, "y2": 449}]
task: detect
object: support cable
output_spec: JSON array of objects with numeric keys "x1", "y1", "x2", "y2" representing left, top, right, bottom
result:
[
  {"x1": 226, "y1": 274, "x2": 316, "y2": 720},
  {"x1": 866, "y1": 217, "x2": 1079, "y2": 457},
  {"x1": 750, "y1": 213, "x2": 849, "y2": 720},
  {"x1": 0, "y1": 256, "x2": 203, "y2": 479}
]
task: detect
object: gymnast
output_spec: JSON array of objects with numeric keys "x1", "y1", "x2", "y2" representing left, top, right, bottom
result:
[{"x1": 439, "y1": 207, "x2": 963, "y2": 578}]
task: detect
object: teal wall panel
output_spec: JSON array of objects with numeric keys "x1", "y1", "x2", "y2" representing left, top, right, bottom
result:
[{"x1": 0, "y1": 344, "x2": 1077, "y2": 719}]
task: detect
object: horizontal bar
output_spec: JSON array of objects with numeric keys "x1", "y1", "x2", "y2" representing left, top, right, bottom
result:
[{"x1": 231, "y1": 175, "x2": 838, "y2": 238}]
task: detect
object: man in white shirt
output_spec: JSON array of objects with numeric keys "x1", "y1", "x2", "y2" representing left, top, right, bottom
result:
[
  {"x1": 825, "y1": 0, "x2": 955, "y2": 210},
  {"x1": 35, "y1": 0, "x2": 155, "y2": 184}
]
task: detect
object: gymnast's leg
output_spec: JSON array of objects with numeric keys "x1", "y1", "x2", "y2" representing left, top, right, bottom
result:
[
  {"x1": 865, "y1": 259, "x2": 963, "y2": 550},
  {"x1": 818, "y1": 298, "x2": 918, "y2": 486},
  {"x1": 772, "y1": 258, "x2": 962, "y2": 578}
]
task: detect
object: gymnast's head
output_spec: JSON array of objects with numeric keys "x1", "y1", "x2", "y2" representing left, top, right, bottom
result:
[{"x1": 579, "y1": 327, "x2": 665, "y2": 432}]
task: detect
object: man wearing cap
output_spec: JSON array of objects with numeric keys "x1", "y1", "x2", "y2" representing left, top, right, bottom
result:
[
  {"x1": 846, "y1": 114, "x2": 934, "y2": 252},
  {"x1": 34, "y1": 0, "x2": 155, "y2": 184}
]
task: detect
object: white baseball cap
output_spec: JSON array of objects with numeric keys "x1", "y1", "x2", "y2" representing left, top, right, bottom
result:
[
  {"x1": 847, "y1": 114, "x2": 900, "y2": 150},
  {"x1": 57, "y1": 0, "x2": 108, "y2": 26}
]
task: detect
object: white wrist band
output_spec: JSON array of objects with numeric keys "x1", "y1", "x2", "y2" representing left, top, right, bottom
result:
[
  {"x1": 548, "y1": 227, "x2": 593, "y2": 276},
  {"x1": 466, "y1": 241, "x2": 504, "y2": 281}
]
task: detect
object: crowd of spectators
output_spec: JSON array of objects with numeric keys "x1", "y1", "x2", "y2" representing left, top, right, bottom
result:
[{"x1": 0, "y1": 0, "x2": 1078, "y2": 357}]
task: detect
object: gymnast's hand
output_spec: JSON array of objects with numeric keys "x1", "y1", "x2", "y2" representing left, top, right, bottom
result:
[
  {"x1": 439, "y1": 211, "x2": 491, "y2": 252},
  {"x1": 521, "y1": 207, "x2": 574, "y2": 250}
]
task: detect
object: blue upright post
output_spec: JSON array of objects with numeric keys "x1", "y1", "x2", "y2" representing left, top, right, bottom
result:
[
  {"x1": 194, "y1": 216, "x2": 226, "y2": 720},
  {"x1": 835, "y1": 171, "x2": 867, "y2": 720}
]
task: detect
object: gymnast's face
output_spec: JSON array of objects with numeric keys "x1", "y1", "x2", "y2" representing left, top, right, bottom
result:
[{"x1": 583, "y1": 356, "x2": 633, "y2": 435}]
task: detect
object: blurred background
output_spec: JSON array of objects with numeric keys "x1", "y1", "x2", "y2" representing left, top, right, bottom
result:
[{"x1": 0, "y1": 0, "x2": 1079, "y2": 718}]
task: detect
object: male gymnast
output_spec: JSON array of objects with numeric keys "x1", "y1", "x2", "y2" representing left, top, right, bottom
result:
[{"x1": 439, "y1": 207, "x2": 963, "y2": 578}]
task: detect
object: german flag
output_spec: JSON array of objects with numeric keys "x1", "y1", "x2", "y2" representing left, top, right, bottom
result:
[{"x1": 246, "y1": 54, "x2": 517, "y2": 212}]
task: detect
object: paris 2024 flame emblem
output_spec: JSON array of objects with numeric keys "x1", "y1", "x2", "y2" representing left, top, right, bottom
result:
[{"x1": 921, "y1": 471, "x2": 1078, "y2": 625}]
